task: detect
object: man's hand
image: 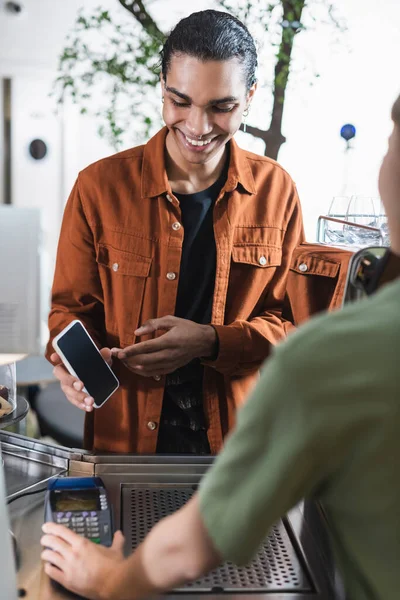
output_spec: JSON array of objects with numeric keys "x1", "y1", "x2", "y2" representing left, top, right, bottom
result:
[
  {"x1": 111, "y1": 316, "x2": 217, "y2": 377},
  {"x1": 40, "y1": 523, "x2": 125, "y2": 600},
  {"x1": 50, "y1": 348, "x2": 112, "y2": 412}
]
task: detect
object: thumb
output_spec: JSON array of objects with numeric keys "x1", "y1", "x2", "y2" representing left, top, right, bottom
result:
[
  {"x1": 111, "y1": 530, "x2": 125, "y2": 552},
  {"x1": 100, "y1": 347, "x2": 113, "y2": 366},
  {"x1": 50, "y1": 352, "x2": 62, "y2": 366}
]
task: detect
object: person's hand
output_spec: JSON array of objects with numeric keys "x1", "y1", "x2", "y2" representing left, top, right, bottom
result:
[
  {"x1": 40, "y1": 523, "x2": 125, "y2": 600},
  {"x1": 111, "y1": 316, "x2": 217, "y2": 377},
  {"x1": 50, "y1": 348, "x2": 112, "y2": 412}
]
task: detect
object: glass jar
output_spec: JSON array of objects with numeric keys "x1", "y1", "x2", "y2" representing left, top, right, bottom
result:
[{"x1": 0, "y1": 362, "x2": 16, "y2": 418}]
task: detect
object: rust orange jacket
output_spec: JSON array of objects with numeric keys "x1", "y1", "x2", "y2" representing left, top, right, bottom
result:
[{"x1": 46, "y1": 127, "x2": 304, "y2": 453}]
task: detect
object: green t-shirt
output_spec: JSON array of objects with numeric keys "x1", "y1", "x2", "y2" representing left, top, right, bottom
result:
[{"x1": 199, "y1": 279, "x2": 400, "y2": 600}]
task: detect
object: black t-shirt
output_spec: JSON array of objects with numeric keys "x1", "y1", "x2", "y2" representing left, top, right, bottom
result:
[{"x1": 156, "y1": 167, "x2": 227, "y2": 454}]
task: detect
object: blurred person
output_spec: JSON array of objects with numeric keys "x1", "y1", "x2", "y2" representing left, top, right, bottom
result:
[
  {"x1": 41, "y1": 92, "x2": 400, "y2": 599},
  {"x1": 47, "y1": 10, "x2": 304, "y2": 454}
]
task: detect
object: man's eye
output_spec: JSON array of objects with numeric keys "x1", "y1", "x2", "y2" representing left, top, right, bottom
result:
[
  {"x1": 171, "y1": 99, "x2": 190, "y2": 108},
  {"x1": 212, "y1": 105, "x2": 236, "y2": 113}
]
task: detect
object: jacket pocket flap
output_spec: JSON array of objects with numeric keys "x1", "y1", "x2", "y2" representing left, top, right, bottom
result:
[
  {"x1": 291, "y1": 254, "x2": 339, "y2": 278},
  {"x1": 97, "y1": 244, "x2": 152, "y2": 277},
  {"x1": 232, "y1": 245, "x2": 282, "y2": 267}
]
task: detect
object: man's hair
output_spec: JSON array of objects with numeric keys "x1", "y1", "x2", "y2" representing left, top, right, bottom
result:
[
  {"x1": 160, "y1": 10, "x2": 258, "y2": 92},
  {"x1": 392, "y1": 94, "x2": 400, "y2": 127}
]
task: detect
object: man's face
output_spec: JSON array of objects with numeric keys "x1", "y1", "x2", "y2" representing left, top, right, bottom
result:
[
  {"x1": 378, "y1": 124, "x2": 400, "y2": 228},
  {"x1": 161, "y1": 54, "x2": 255, "y2": 167}
]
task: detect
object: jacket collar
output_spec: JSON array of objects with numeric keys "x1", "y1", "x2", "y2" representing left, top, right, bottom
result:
[
  {"x1": 225, "y1": 136, "x2": 256, "y2": 195},
  {"x1": 141, "y1": 126, "x2": 256, "y2": 198}
]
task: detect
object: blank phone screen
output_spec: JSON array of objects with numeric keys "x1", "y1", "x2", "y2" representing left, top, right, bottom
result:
[{"x1": 57, "y1": 322, "x2": 118, "y2": 406}]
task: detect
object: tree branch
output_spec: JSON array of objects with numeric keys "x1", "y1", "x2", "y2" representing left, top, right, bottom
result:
[
  {"x1": 239, "y1": 123, "x2": 267, "y2": 141},
  {"x1": 117, "y1": 0, "x2": 165, "y2": 42},
  {"x1": 239, "y1": 124, "x2": 286, "y2": 157},
  {"x1": 265, "y1": 0, "x2": 306, "y2": 158}
]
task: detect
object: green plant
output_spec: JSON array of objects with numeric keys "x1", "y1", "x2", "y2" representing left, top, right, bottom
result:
[{"x1": 54, "y1": 6, "x2": 164, "y2": 147}]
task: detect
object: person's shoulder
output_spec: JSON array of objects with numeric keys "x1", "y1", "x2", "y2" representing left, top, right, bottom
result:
[
  {"x1": 239, "y1": 146, "x2": 295, "y2": 182},
  {"x1": 78, "y1": 144, "x2": 145, "y2": 181}
]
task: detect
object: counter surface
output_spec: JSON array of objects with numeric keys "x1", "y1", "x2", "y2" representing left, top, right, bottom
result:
[{"x1": 1, "y1": 432, "x2": 345, "y2": 600}]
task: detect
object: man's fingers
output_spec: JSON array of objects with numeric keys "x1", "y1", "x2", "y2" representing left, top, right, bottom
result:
[
  {"x1": 42, "y1": 523, "x2": 83, "y2": 546},
  {"x1": 112, "y1": 530, "x2": 125, "y2": 552},
  {"x1": 60, "y1": 383, "x2": 93, "y2": 411},
  {"x1": 113, "y1": 316, "x2": 179, "y2": 359},
  {"x1": 40, "y1": 534, "x2": 71, "y2": 557},
  {"x1": 117, "y1": 336, "x2": 171, "y2": 359},
  {"x1": 135, "y1": 315, "x2": 177, "y2": 336},
  {"x1": 100, "y1": 347, "x2": 113, "y2": 366},
  {"x1": 124, "y1": 350, "x2": 174, "y2": 368},
  {"x1": 41, "y1": 549, "x2": 64, "y2": 570},
  {"x1": 49, "y1": 352, "x2": 62, "y2": 366},
  {"x1": 53, "y1": 364, "x2": 81, "y2": 388},
  {"x1": 53, "y1": 364, "x2": 94, "y2": 411},
  {"x1": 124, "y1": 361, "x2": 178, "y2": 377},
  {"x1": 43, "y1": 561, "x2": 65, "y2": 585}
]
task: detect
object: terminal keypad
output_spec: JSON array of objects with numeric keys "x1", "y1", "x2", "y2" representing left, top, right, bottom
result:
[{"x1": 55, "y1": 510, "x2": 103, "y2": 543}]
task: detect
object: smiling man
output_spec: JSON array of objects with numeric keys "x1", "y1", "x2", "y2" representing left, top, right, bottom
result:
[{"x1": 47, "y1": 10, "x2": 304, "y2": 454}]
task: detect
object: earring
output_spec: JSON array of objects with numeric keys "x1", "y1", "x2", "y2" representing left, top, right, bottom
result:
[
  {"x1": 242, "y1": 107, "x2": 250, "y2": 133},
  {"x1": 162, "y1": 97, "x2": 164, "y2": 103}
]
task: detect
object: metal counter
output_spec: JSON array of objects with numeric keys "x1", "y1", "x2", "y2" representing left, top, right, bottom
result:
[{"x1": 1, "y1": 432, "x2": 345, "y2": 600}]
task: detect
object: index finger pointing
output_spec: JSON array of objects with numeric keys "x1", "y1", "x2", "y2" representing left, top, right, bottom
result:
[{"x1": 117, "y1": 337, "x2": 169, "y2": 359}]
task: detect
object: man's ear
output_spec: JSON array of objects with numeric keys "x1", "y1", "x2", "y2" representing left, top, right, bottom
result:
[
  {"x1": 160, "y1": 73, "x2": 165, "y2": 97},
  {"x1": 247, "y1": 82, "x2": 257, "y2": 105}
]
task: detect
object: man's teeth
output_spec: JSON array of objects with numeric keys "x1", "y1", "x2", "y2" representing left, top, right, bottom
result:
[{"x1": 185, "y1": 136, "x2": 212, "y2": 147}]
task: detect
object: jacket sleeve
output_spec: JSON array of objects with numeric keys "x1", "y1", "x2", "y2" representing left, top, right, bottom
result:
[
  {"x1": 45, "y1": 177, "x2": 106, "y2": 361},
  {"x1": 203, "y1": 188, "x2": 305, "y2": 377}
]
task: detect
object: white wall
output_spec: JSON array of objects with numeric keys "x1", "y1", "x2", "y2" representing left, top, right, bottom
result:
[
  {"x1": 0, "y1": 0, "x2": 124, "y2": 337},
  {"x1": 278, "y1": 0, "x2": 400, "y2": 238}
]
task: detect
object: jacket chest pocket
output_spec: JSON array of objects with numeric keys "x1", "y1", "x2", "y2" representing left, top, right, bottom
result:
[
  {"x1": 96, "y1": 243, "x2": 152, "y2": 343},
  {"x1": 282, "y1": 251, "x2": 342, "y2": 326},
  {"x1": 231, "y1": 245, "x2": 282, "y2": 269},
  {"x1": 231, "y1": 224, "x2": 283, "y2": 272},
  {"x1": 226, "y1": 245, "x2": 283, "y2": 321}
]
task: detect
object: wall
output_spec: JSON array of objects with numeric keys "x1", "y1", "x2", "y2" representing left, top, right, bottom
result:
[{"x1": 0, "y1": 0, "x2": 129, "y2": 341}]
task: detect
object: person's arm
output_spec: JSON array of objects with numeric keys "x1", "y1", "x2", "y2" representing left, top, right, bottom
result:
[
  {"x1": 106, "y1": 495, "x2": 221, "y2": 599},
  {"x1": 45, "y1": 177, "x2": 108, "y2": 412},
  {"x1": 203, "y1": 189, "x2": 305, "y2": 377},
  {"x1": 46, "y1": 177, "x2": 106, "y2": 358},
  {"x1": 41, "y1": 495, "x2": 221, "y2": 600}
]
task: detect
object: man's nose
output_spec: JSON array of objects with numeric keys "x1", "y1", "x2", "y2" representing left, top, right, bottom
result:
[{"x1": 186, "y1": 107, "x2": 213, "y2": 137}]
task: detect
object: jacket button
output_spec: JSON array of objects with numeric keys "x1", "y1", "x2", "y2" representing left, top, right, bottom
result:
[
  {"x1": 172, "y1": 221, "x2": 181, "y2": 231},
  {"x1": 298, "y1": 263, "x2": 308, "y2": 272},
  {"x1": 147, "y1": 421, "x2": 157, "y2": 431},
  {"x1": 259, "y1": 256, "x2": 267, "y2": 266},
  {"x1": 112, "y1": 262, "x2": 119, "y2": 272},
  {"x1": 166, "y1": 272, "x2": 176, "y2": 280},
  {"x1": 153, "y1": 375, "x2": 161, "y2": 381}
]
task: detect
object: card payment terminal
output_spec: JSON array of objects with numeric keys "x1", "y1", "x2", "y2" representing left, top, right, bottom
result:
[{"x1": 44, "y1": 477, "x2": 113, "y2": 546}]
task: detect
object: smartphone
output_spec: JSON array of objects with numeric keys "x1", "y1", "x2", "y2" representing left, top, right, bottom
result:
[{"x1": 52, "y1": 320, "x2": 119, "y2": 408}]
